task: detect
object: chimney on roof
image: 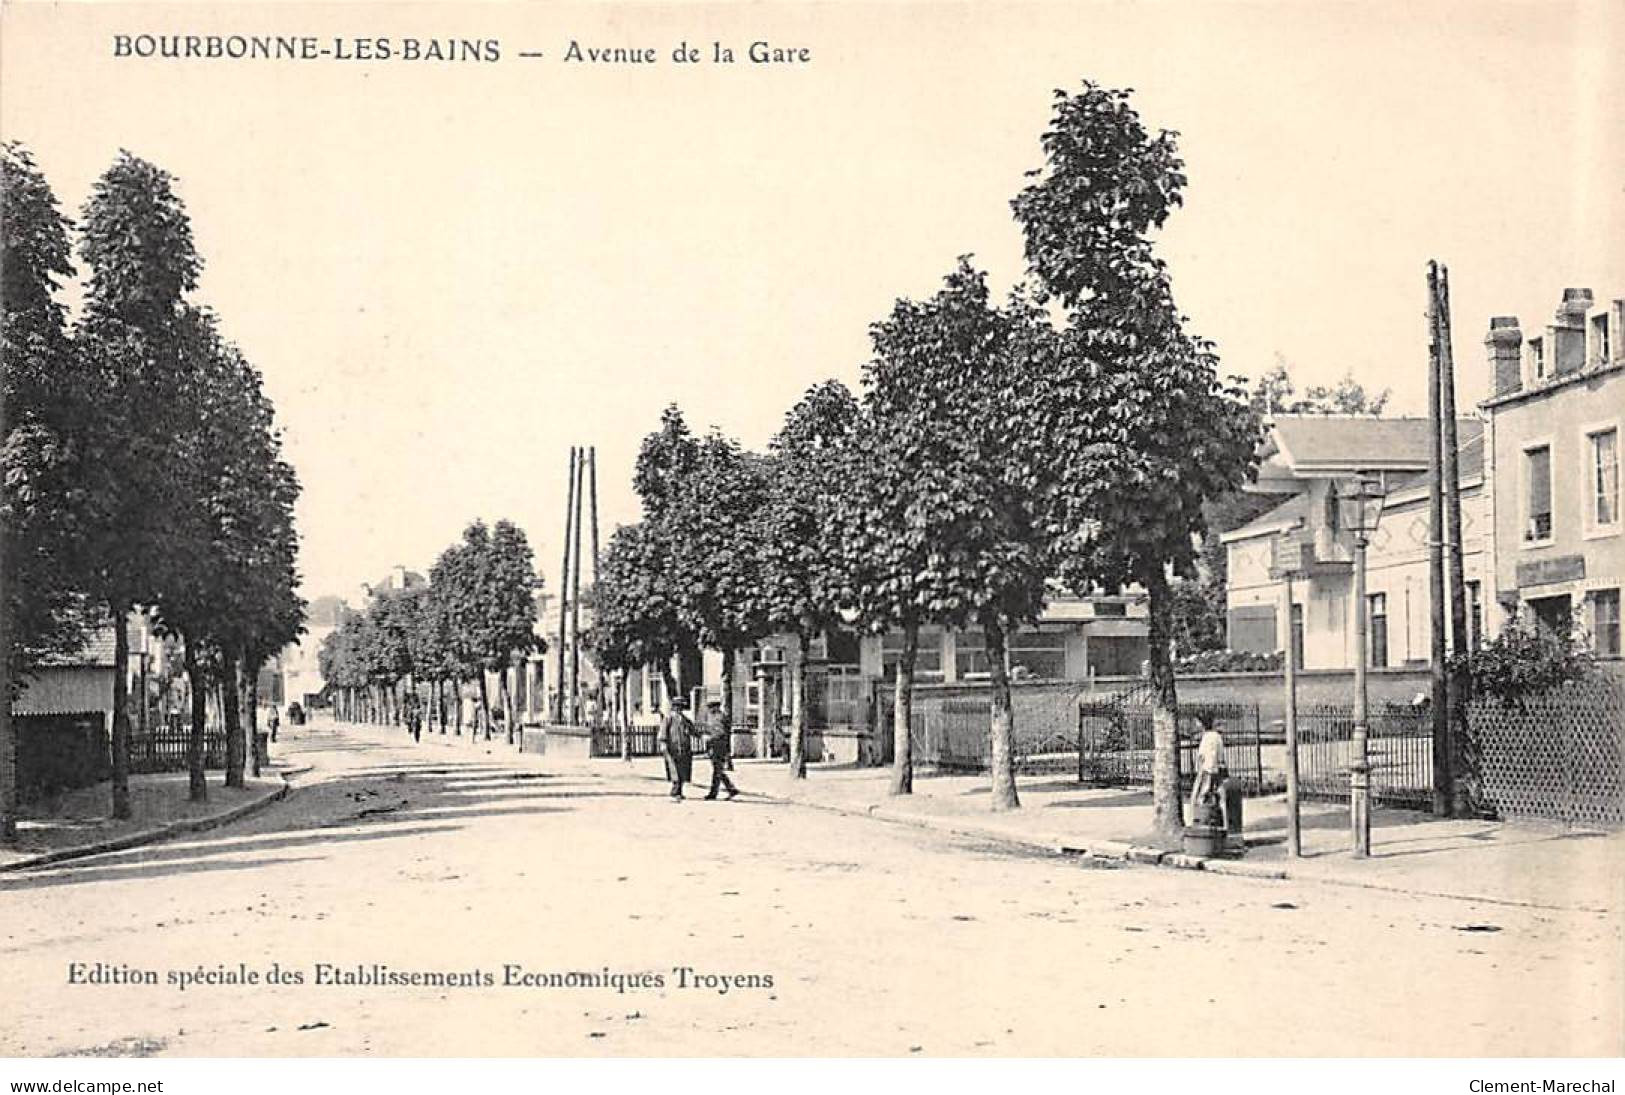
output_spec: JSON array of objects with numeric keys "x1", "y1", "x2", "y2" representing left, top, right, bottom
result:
[
  {"x1": 1551, "y1": 288, "x2": 1593, "y2": 376},
  {"x1": 391, "y1": 564, "x2": 407, "y2": 589},
  {"x1": 1486, "y1": 315, "x2": 1522, "y2": 397}
]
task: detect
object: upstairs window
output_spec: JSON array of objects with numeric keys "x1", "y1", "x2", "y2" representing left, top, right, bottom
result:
[
  {"x1": 1593, "y1": 314, "x2": 1612, "y2": 366},
  {"x1": 1588, "y1": 427, "x2": 1619, "y2": 529},
  {"x1": 1528, "y1": 336, "x2": 1547, "y2": 381},
  {"x1": 1525, "y1": 445, "x2": 1553, "y2": 542}
]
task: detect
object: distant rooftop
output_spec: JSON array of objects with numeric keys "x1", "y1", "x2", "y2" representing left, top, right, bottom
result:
[{"x1": 1257, "y1": 415, "x2": 1481, "y2": 483}]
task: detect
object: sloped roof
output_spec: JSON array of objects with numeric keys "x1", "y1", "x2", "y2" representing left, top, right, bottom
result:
[
  {"x1": 1392, "y1": 424, "x2": 1486, "y2": 493},
  {"x1": 1269, "y1": 415, "x2": 1481, "y2": 473},
  {"x1": 1222, "y1": 493, "x2": 1311, "y2": 542},
  {"x1": 33, "y1": 627, "x2": 118, "y2": 668}
]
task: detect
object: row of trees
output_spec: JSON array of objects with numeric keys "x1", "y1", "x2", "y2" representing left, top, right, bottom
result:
[
  {"x1": 1, "y1": 144, "x2": 306, "y2": 838},
  {"x1": 591, "y1": 82, "x2": 1264, "y2": 833},
  {"x1": 317, "y1": 520, "x2": 542, "y2": 742}
]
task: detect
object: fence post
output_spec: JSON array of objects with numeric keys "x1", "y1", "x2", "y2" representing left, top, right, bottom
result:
[{"x1": 1076, "y1": 704, "x2": 1085, "y2": 784}]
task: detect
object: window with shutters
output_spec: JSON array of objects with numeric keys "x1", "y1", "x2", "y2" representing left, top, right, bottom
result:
[
  {"x1": 1587, "y1": 427, "x2": 1619, "y2": 531},
  {"x1": 1524, "y1": 444, "x2": 1553, "y2": 543}
]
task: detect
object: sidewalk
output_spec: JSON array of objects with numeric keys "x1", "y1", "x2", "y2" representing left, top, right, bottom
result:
[
  {"x1": 0, "y1": 767, "x2": 295, "y2": 872},
  {"x1": 584, "y1": 751, "x2": 1622, "y2": 913}
]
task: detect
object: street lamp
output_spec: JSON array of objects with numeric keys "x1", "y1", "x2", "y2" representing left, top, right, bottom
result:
[{"x1": 1342, "y1": 473, "x2": 1388, "y2": 857}]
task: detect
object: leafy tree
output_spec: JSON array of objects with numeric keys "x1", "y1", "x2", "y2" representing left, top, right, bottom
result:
[
  {"x1": 1250, "y1": 358, "x2": 1390, "y2": 416},
  {"x1": 430, "y1": 520, "x2": 538, "y2": 742},
  {"x1": 1013, "y1": 81, "x2": 1261, "y2": 836},
  {"x1": 590, "y1": 522, "x2": 685, "y2": 701},
  {"x1": 64, "y1": 150, "x2": 207, "y2": 813},
  {"x1": 152, "y1": 308, "x2": 302, "y2": 797},
  {"x1": 663, "y1": 432, "x2": 770, "y2": 732},
  {"x1": 845, "y1": 266, "x2": 1053, "y2": 803},
  {"x1": 1, "y1": 142, "x2": 85, "y2": 840},
  {"x1": 753, "y1": 380, "x2": 863, "y2": 780},
  {"x1": 631, "y1": 406, "x2": 706, "y2": 698}
]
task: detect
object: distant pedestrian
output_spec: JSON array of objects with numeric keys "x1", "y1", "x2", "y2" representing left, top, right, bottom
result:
[
  {"x1": 701, "y1": 700, "x2": 738, "y2": 801},
  {"x1": 405, "y1": 694, "x2": 423, "y2": 743},
  {"x1": 657, "y1": 697, "x2": 695, "y2": 802},
  {"x1": 267, "y1": 705, "x2": 280, "y2": 743}
]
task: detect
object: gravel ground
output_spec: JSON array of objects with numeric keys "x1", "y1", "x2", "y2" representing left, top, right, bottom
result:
[{"x1": 2, "y1": 720, "x2": 1618, "y2": 1057}]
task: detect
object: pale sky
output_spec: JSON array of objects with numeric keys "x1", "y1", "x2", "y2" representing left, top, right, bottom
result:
[{"x1": 3, "y1": 1, "x2": 1621, "y2": 604}]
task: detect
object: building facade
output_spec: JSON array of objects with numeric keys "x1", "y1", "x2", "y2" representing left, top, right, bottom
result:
[
  {"x1": 1479, "y1": 289, "x2": 1622, "y2": 655},
  {"x1": 1223, "y1": 415, "x2": 1487, "y2": 670}
]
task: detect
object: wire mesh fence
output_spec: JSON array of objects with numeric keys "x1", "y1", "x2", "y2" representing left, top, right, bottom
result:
[{"x1": 1465, "y1": 678, "x2": 1624, "y2": 828}]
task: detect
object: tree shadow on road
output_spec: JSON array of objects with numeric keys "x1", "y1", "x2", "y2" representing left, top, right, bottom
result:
[{"x1": 0, "y1": 766, "x2": 668, "y2": 891}]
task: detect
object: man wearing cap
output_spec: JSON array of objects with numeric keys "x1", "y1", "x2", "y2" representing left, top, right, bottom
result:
[
  {"x1": 657, "y1": 697, "x2": 696, "y2": 801},
  {"x1": 701, "y1": 699, "x2": 739, "y2": 801}
]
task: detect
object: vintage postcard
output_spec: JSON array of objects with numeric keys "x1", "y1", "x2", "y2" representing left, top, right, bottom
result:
[{"x1": 1, "y1": 0, "x2": 1621, "y2": 1074}]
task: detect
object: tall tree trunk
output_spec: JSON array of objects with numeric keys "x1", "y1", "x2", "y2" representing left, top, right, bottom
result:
[
  {"x1": 247, "y1": 663, "x2": 261, "y2": 778},
  {"x1": 620, "y1": 670, "x2": 632, "y2": 762},
  {"x1": 184, "y1": 635, "x2": 208, "y2": 803},
  {"x1": 720, "y1": 647, "x2": 737, "y2": 736},
  {"x1": 890, "y1": 620, "x2": 919, "y2": 795},
  {"x1": 454, "y1": 677, "x2": 464, "y2": 735},
  {"x1": 787, "y1": 632, "x2": 808, "y2": 780},
  {"x1": 500, "y1": 660, "x2": 516, "y2": 745},
  {"x1": 109, "y1": 604, "x2": 132, "y2": 819},
  {"x1": 0, "y1": 519, "x2": 16, "y2": 843},
  {"x1": 223, "y1": 648, "x2": 245, "y2": 789},
  {"x1": 478, "y1": 670, "x2": 491, "y2": 741},
  {"x1": 659, "y1": 659, "x2": 678, "y2": 709},
  {"x1": 1145, "y1": 568, "x2": 1182, "y2": 838},
  {"x1": 985, "y1": 618, "x2": 1020, "y2": 811}
]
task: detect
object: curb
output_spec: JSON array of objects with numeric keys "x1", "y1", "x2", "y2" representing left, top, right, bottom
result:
[
  {"x1": 755, "y1": 785, "x2": 1304, "y2": 885},
  {"x1": 0, "y1": 772, "x2": 301, "y2": 874}
]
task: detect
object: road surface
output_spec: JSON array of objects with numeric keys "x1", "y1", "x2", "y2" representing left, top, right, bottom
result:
[{"x1": 3, "y1": 718, "x2": 1619, "y2": 1057}]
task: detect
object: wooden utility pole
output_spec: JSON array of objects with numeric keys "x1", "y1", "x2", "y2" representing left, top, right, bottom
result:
[
  {"x1": 557, "y1": 446, "x2": 576, "y2": 725},
  {"x1": 1436, "y1": 263, "x2": 1467, "y2": 814},
  {"x1": 589, "y1": 446, "x2": 608, "y2": 723},
  {"x1": 1425, "y1": 264, "x2": 1451, "y2": 817},
  {"x1": 570, "y1": 448, "x2": 585, "y2": 726}
]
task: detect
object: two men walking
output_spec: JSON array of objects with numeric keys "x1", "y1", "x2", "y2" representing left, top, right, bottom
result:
[{"x1": 657, "y1": 697, "x2": 738, "y2": 802}]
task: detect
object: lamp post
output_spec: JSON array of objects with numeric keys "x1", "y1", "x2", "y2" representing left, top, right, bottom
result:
[{"x1": 1344, "y1": 473, "x2": 1388, "y2": 858}]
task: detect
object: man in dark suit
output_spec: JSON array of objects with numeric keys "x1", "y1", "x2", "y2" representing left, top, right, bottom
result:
[
  {"x1": 701, "y1": 700, "x2": 738, "y2": 800},
  {"x1": 657, "y1": 698, "x2": 695, "y2": 801}
]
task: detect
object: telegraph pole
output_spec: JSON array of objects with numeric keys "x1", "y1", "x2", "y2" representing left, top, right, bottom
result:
[
  {"x1": 589, "y1": 446, "x2": 604, "y2": 716},
  {"x1": 557, "y1": 447, "x2": 576, "y2": 725},
  {"x1": 1425, "y1": 264, "x2": 1451, "y2": 816},
  {"x1": 1436, "y1": 263, "x2": 1467, "y2": 815},
  {"x1": 570, "y1": 448, "x2": 585, "y2": 726}
]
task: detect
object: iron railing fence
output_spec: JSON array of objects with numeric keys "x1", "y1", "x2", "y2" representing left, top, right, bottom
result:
[
  {"x1": 589, "y1": 726, "x2": 662, "y2": 758},
  {"x1": 128, "y1": 715, "x2": 227, "y2": 775},
  {"x1": 1077, "y1": 701, "x2": 1269, "y2": 795},
  {"x1": 1294, "y1": 704, "x2": 1433, "y2": 809}
]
